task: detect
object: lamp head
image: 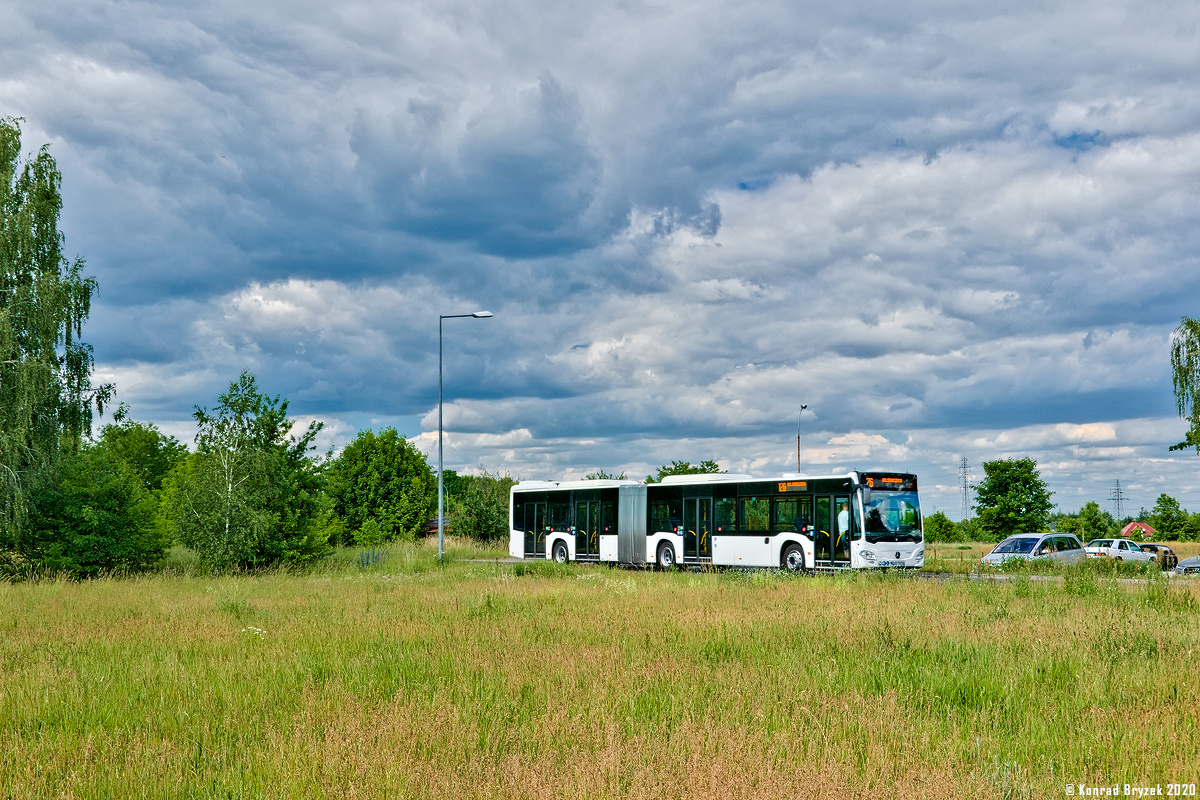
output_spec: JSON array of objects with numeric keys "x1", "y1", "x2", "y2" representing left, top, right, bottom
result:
[{"x1": 472, "y1": 311, "x2": 494, "y2": 318}]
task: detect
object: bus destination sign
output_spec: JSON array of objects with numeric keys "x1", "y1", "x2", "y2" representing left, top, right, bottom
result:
[{"x1": 864, "y1": 474, "x2": 917, "y2": 491}]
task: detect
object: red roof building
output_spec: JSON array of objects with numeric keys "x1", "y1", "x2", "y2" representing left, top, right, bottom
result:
[{"x1": 1121, "y1": 521, "x2": 1156, "y2": 539}]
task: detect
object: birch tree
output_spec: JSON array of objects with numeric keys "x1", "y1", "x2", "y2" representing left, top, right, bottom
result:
[
  {"x1": 163, "y1": 415, "x2": 274, "y2": 572},
  {"x1": 1170, "y1": 316, "x2": 1200, "y2": 453},
  {"x1": 162, "y1": 372, "x2": 326, "y2": 570},
  {"x1": 0, "y1": 117, "x2": 111, "y2": 557}
]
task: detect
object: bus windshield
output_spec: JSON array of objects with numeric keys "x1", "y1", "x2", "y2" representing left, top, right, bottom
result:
[{"x1": 862, "y1": 491, "x2": 922, "y2": 544}]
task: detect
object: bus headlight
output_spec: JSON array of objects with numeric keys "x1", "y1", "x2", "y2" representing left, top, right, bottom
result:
[
  {"x1": 914, "y1": 548, "x2": 923, "y2": 561},
  {"x1": 861, "y1": 550, "x2": 876, "y2": 563}
]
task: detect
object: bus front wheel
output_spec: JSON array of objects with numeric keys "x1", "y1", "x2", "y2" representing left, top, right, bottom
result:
[
  {"x1": 553, "y1": 541, "x2": 569, "y2": 564},
  {"x1": 782, "y1": 544, "x2": 804, "y2": 573},
  {"x1": 657, "y1": 543, "x2": 676, "y2": 571}
]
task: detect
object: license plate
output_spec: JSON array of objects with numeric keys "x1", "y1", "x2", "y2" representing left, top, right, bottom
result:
[{"x1": 877, "y1": 560, "x2": 905, "y2": 567}]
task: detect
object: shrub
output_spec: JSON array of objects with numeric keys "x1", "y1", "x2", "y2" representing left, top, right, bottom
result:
[{"x1": 17, "y1": 447, "x2": 166, "y2": 578}]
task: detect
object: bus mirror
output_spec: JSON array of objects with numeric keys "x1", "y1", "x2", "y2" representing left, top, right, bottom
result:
[{"x1": 860, "y1": 487, "x2": 872, "y2": 505}]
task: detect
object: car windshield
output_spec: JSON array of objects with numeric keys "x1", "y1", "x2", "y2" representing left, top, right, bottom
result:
[
  {"x1": 992, "y1": 537, "x2": 1038, "y2": 555},
  {"x1": 862, "y1": 491, "x2": 922, "y2": 543},
  {"x1": 1085, "y1": 539, "x2": 1113, "y2": 548}
]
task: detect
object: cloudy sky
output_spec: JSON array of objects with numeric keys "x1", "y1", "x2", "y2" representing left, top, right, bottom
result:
[{"x1": 5, "y1": 0, "x2": 1200, "y2": 519}]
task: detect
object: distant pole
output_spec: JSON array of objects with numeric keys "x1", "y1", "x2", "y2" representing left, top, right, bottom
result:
[
  {"x1": 796, "y1": 404, "x2": 808, "y2": 473},
  {"x1": 959, "y1": 457, "x2": 971, "y2": 521},
  {"x1": 438, "y1": 311, "x2": 493, "y2": 561}
]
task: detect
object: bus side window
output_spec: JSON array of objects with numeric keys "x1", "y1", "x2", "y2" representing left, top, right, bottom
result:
[
  {"x1": 601, "y1": 499, "x2": 617, "y2": 535},
  {"x1": 772, "y1": 498, "x2": 799, "y2": 532},
  {"x1": 797, "y1": 496, "x2": 813, "y2": 533},
  {"x1": 650, "y1": 501, "x2": 670, "y2": 533},
  {"x1": 548, "y1": 502, "x2": 571, "y2": 532},
  {"x1": 740, "y1": 497, "x2": 769, "y2": 532},
  {"x1": 714, "y1": 497, "x2": 736, "y2": 534}
]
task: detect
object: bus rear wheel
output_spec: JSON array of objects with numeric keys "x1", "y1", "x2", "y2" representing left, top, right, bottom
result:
[
  {"x1": 782, "y1": 544, "x2": 804, "y2": 573},
  {"x1": 553, "y1": 541, "x2": 569, "y2": 564},
  {"x1": 657, "y1": 543, "x2": 676, "y2": 571}
]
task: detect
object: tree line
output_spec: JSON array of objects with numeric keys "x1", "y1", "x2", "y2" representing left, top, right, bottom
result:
[
  {"x1": 2, "y1": 369, "x2": 519, "y2": 578},
  {"x1": 924, "y1": 456, "x2": 1200, "y2": 543}
]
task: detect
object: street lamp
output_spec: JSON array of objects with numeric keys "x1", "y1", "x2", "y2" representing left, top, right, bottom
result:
[
  {"x1": 796, "y1": 404, "x2": 808, "y2": 473},
  {"x1": 439, "y1": 310, "x2": 493, "y2": 561}
]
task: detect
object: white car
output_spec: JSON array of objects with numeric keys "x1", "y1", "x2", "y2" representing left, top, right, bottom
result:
[
  {"x1": 1083, "y1": 538, "x2": 1155, "y2": 563},
  {"x1": 981, "y1": 533, "x2": 1086, "y2": 567}
]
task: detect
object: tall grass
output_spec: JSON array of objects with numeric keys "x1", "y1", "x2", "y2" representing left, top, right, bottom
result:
[
  {"x1": 1, "y1": 548, "x2": 1197, "y2": 798},
  {"x1": 925, "y1": 540, "x2": 1200, "y2": 576}
]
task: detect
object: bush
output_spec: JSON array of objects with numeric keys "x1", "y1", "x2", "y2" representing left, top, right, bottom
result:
[
  {"x1": 157, "y1": 372, "x2": 329, "y2": 572},
  {"x1": 325, "y1": 428, "x2": 436, "y2": 543},
  {"x1": 923, "y1": 511, "x2": 958, "y2": 542},
  {"x1": 16, "y1": 447, "x2": 167, "y2": 578},
  {"x1": 450, "y1": 471, "x2": 517, "y2": 541}
]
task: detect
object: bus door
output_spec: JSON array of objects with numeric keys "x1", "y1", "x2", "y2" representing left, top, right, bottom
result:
[
  {"x1": 524, "y1": 502, "x2": 547, "y2": 558},
  {"x1": 833, "y1": 494, "x2": 852, "y2": 566},
  {"x1": 814, "y1": 496, "x2": 832, "y2": 567},
  {"x1": 683, "y1": 498, "x2": 712, "y2": 562},
  {"x1": 574, "y1": 500, "x2": 600, "y2": 559}
]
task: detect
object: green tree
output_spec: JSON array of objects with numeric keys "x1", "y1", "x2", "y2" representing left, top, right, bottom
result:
[
  {"x1": 160, "y1": 372, "x2": 327, "y2": 571},
  {"x1": 1182, "y1": 513, "x2": 1200, "y2": 543},
  {"x1": 0, "y1": 118, "x2": 112, "y2": 557},
  {"x1": 18, "y1": 447, "x2": 165, "y2": 578},
  {"x1": 160, "y1": 434, "x2": 273, "y2": 572},
  {"x1": 954, "y1": 517, "x2": 981, "y2": 542},
  {"x1": 923, "y1": 511, "x2": 957, "y2": 542},
  {"x1": 1051, "y1": 512, "x2": 1081, "y2": 537},
  {"x1": 1148, "y1": 494, "x2": 1188, "y2": 540},
  {"x1": 1170, "y1": 316, "x2": 1200, "y2": 452},
  {"x1": 325, "y1": 428, "x2": 436, "y2": 543},
  {"x1": 972, "y1": 457, "x2": 1053, "y2": 541},
  {"x1": 1077, "y1": 500, "x2": 1115, "y2": 541},
  {"x1": 645, "y1": 460, "x2": 724, "y2": 483},
  {"x1": 585, "y1": 469, "x2": 627, "y2": 480},
  {"x1": 450, "y1": 471, "x2": 517, "y2": 541},
  {"x1": 95, "y1": 405, "x2": 187, "y2": 493},
  {"x1": 440, "y1": 468, "x2": 462, "y2": 501}
]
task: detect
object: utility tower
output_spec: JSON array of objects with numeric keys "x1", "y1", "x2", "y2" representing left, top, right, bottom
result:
[
  {"x1": 1109, "y1": 480, "x2": 1125, "y2": 520},
  {"x1": 959, "y1": 457, "x2": 972, "y2": 520}
]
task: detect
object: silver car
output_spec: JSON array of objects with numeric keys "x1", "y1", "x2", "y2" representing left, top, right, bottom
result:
[
  {"x1": 981, "y1": 533, "x2": 1087, "y2": 567},
  {"x1": 1175, "y1": 556, "x2": 1200, "y2": 576}
]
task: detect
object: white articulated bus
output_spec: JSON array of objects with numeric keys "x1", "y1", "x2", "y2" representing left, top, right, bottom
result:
[{"x1": 508, "y1": 471, "x2": 924, "y2": 571}]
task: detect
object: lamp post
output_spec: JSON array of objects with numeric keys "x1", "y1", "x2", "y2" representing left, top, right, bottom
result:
[
  {"x1": 796, "y1": 404, "x2": 808, "y2": 473},
  {"x1": 439, "y1": 310, "x2": 493, "y2": 561}
]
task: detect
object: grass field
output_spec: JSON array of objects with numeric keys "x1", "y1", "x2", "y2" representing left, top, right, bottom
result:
[{"x1": 3, "y1": 539, "x2": 1199, "y2": 799}]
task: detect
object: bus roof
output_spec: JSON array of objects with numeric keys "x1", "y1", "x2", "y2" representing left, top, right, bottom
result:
[
  {"x1": 512, "y1": 471, "x2": 916, "y2": 492},
  {"x1": 511, "y1": 479, "x2": 640, "y2": 491}
]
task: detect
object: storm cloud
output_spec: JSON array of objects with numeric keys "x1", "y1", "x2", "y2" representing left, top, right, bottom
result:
[{"x1": 5, "y1": 0, "x2": 1200, "y2": 516}]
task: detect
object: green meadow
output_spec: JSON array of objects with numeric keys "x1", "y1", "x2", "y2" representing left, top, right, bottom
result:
[{"x1": 2, "y1": 541, "x2": 1198, "y2": 799}]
